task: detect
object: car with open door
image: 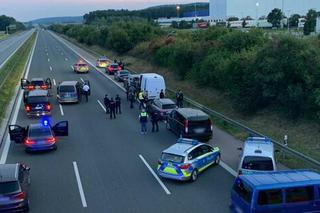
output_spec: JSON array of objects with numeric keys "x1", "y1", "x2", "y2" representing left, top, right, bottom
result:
[
  {"x1": 23, "y1": 89, "x2": 52, "y2": 117},
  {"x1": 21, "y1": 78, "x2": 52, "y2": 91},
  {"x1": 8, "y1": 121, "x2": 68, "y2": 152},
  {"x1": 56, "y1": 81, "x2": 85, "y2": 104}
]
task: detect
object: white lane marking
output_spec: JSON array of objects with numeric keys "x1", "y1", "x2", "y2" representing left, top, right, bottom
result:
[
  {"x1": 65, "y1": 58, "x2": 68, "y2": 61},
  {"x1": 72, "y1": 162, "x2": 88, "y2": 208},
  {"x1": 49, "y1": 66, "x2": 52, "y2": 71},
  {"x1": 80, "y1": 78, "x2": 84, "y2": 83},
  {"x1": 0, "y1": 31, "x2": 38, "y2": 164},
  {"x1": 97, "y1": 100, "x2": 106, "y2": 112},
  {"x1": 59, "y1": 104, "x2": 64, "y2": 116},
  {"x1": 46, "y1": 52, "x2": 48, "y2": 56},
  {"x1": 219, "y1": 161, "x2": 237, "y2": 177},
  {"x1": 47, "y1": 58, "x2": 50, "y2": 62},
  {"x1": 53, "y1": 78, "x2": 56, "y2": 86},
  {"x1": 70, "y1": 65, "x2": 74, "y2": 71},
  {"x1": 139, "y1": 154, "x2": 171, "y2": 195}
]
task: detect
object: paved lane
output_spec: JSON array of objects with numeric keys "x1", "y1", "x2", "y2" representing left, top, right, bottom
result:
[{"x1": 3, "y1": 29, "x2": 235, "y2": 213}]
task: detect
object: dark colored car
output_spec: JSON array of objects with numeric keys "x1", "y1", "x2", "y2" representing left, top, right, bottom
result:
[
  {"x1": 114, "y1": 70, "x2": 130, "y2": 82},
  {"x1": 21, "y1": 78, "x2": 51, "y2": 91},
  {"x1": 148, "y1": 98, "x2": 177, "y2": 120},
  {"x1": 23, "y1": 90, "x2": 51, "y2": 117},
  {"x1": 0, "y1": 163, "x2": 30, "y2": 212},
  {"x1": 106, "y1": 63, "x2": 121, "y2": 75},
  {"x1": 8, "y1": 121, "x2": 68, "y2": 152},
  {"x1": 166, "y1": 108, "x2": 213, "y2": 141}
]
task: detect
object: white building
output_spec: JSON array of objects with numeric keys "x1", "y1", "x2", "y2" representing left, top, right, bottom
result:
[{"x1": 210, "y1": 0, "x2": 320, "y2": 22}]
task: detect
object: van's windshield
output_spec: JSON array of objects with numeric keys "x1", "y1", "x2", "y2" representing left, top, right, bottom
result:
[{"x1": 242, "y1": 156, "x2": 274, "y2": 171}]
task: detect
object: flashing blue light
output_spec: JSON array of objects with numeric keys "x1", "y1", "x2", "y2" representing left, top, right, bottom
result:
[
  {"x1": 41, "y1": 116, "x2": 51, "y2": 127},
  {"x1": 43, "y1": 120, "x2": 48, "y2": 126},
  {"x1": 177, "y1": 138, "x2": 199, "y2": 145}
]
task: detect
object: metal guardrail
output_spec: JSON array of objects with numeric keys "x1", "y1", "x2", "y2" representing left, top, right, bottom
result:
[{"x1": 61, "y1": 33, "x2": 320, "y2": 171}]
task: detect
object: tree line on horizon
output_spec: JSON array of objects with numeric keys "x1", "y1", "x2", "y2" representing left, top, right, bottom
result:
[{"x1": 0, "y1": 15, "x2": 26, "y2": 33}]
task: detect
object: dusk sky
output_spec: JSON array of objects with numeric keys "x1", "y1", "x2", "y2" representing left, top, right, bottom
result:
[{"x1": 0, "y1": 0, "x2": 203, "y2": 22}]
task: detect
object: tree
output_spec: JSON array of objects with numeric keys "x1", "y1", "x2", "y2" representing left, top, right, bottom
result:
[
  {"x1": 267, "y1": 8, "x2": 284, "y2": 28},
  {"x1": 289, "y1": 14, "x2": 301, "y2": 28},
  {"x1": 303, "y1": 9, "x2": 317, "y2": 35}
]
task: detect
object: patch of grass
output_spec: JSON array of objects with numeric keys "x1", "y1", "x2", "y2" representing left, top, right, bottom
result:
[{"x1": 0, "y1": 32, "x2": 36, "y2": 121}]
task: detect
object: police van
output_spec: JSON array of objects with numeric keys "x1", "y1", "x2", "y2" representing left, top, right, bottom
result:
[{"x1": 238, "y1": 137, "x2": 276, "y2": 175}]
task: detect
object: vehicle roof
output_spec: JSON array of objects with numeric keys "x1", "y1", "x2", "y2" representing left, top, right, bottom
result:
[
  {"x1": 243, "y1": 137, "x2": 274, "y2": 158},
  {"x1": 31, "y1": 78, "x2": 44, "y2": 82},
  {"x1": 176, "y1": 108, "x2": 209, "y2": 120},
  {"x1": 163, "y1": 138, "x2": 201, "y2": 156},
  {"x1": 98, "y1": 57, "x2": 108, "y2": 60},
  {"x1": 0, "y1": 164, "x2": 19, "y2": 182},
  {"x1": 240, "y1": 170, "x2": 320, "y2": 190},
  {"x1": 59, "y1": 81, "x2": 78, "y2": 86},
  {"x1": 28, "y1": 89, "x2": 48, "y2": 97},
  {"x1": 141, "y1": 73, "x2": 164, "y2": 79},
  {"x1": 155, "y1": 98, "x2": 175, "y2": 105}
]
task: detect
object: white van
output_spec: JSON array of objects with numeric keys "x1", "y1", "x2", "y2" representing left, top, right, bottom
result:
[
  {"x1": 140, "y1": 73, "x2": 166, "y2": 100},
  {"x1": 238, "y1": 137, "x2": 276, "y2": 175}
]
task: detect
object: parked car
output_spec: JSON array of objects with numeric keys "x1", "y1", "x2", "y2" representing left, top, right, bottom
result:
[
  {"x1": 23, "y1": 89, "x2": 51, "y2": 117},
  {"x1": 140, "y1": 73, "x2": 165, "y2": 100},
  {"x1": 21, "y1": 77, "x2": 51, "y2": 91},
  {"x1": 166, "y1": 108, "x2": 213, "y2": 141},
  {"x1": 96, "y1": 56, "x2": 109, "y2": 68},
  {"x1": 114, "y1": 70, "x2": 130, "y2": 82},
  {"x1": 106, "y1": 63, "x2": 121, "y2": 75},
  {"x1": 56, "y1": 81, "x2": 90, "y2": 104},
  {"x1": 73, "y1": 59, "x2": 89, "y2": 73},
  {"x1": 147, "y1": 98, "x2": 177, "y2": 120}
]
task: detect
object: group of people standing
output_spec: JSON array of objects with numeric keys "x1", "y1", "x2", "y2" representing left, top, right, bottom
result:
[{"x1": 103, "y1": 94, "x2": 122, "y2": 119}]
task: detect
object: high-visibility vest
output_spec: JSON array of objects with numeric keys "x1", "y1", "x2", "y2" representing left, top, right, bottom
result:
[
  {"x1": 140, "y1": 112, "x2": 148, "y2": 122},
  {"x1": 138, "y1": 92, "x2": 144, "y2": 100}
]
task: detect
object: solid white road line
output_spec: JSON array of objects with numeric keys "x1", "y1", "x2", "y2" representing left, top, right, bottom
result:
[
  {"x1": 53, "y1": 79, "x2": 56, "y2": 86},
  {"x1": 59, "y1": 104, "x2": 64, "y2": 116},
  {"x1": 139, "y1": 154, "x2": 171, "y2": 195},
  {"x1": 49, "y1": 66, "x2": 52, "y2": 71},
  {"x1": 70, "y1": 65, "x2": 74, "y2": 71},
  {"x1": 97, "y1": 100, "x2": 106, "y2": 112},
  {"x1": 219, "y1": 161, "x2": 237, "y2": 177},
  {"x1": 80, "y1": 78, "x2": 84, "y2": 83},
  {"x1": 0, "y1": 31, "x2": 38, "y2": 164},
  {"x1": 72, "y1": 162, "x2": 88, "y2": 208}
]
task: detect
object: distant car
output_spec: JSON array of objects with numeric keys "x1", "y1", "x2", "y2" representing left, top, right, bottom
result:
[
  {"x1": 106, "y1": 63, "x2": 121, "y2": 75},
  {"x1": 21, "y1": 77, "x2": 52, "y2": 91},
  {"x1": 96, "y1": 56, "x2": 109, "y2": 68},
  {"x1": 148, "y1": 98, "x2": 177, "y2": 120},
  {"x1": 0, "y1": 163, "x2": 30, "y2": 212},
  {"x1": 73, "y1": 59, "x2": 89, "y2": 73},
  {"x1": 56, "y1": 81, "x2": 90, "y2": 104},
  {"x1": 23, "y1": 89, "x2": 51, "y2": 117},
  {"x1": 157, "y1": 138, "x2": 220, "y2": 182},
  {"x1": 166, "y1": 108, "x2": 213, "y2": 141},
  {"x1": 237, "y1": 137, "x2": 276, "y2": 175},
  {"x1": 114, "y1": 70, "x2": 130, "y2": 82},
  {"x1": 9, "y1": 121, "x2": 68, "y2": 152}
]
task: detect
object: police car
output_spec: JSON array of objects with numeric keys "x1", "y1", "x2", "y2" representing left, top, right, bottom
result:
[
  {"x1": 96, "y1": 56, "x2": 109, "y2": 68},
  {"x1": 157, "y1": 138, "x2": 221, "y2": 182},
  {"x1": 23, "y1": 90, "x2": 51, "y2": 117},
  {"x1": 73, "y1": 59, "x2": 89, "y2": 73},
  {"x1": 21, "y1": 77, "x2": 52, "y2": 91},
  {"x1": 238, "y1": 137, "x2": 276, "y2": 175}
]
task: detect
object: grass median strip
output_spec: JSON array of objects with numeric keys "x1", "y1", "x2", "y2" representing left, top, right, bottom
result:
[{"x1": 0, "y1": 32, "x2": 36, "y2": 122}]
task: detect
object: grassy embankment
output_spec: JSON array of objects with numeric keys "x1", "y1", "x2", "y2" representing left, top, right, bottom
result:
[{"x1": 0, "y1": 32, "x2": 36, "y2": 122}]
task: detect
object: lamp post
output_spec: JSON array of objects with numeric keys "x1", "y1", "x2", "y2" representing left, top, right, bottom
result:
[
  {"x1": 194, "y1": 3, "x2": 197, "y2": 18},
  {"x1": 176, "y1": 5, "x2": 180, "y2": 18},
  {"x1": 287, "y1": 10, "x2": 290, "y2": 31},
  {"x1": 256, "y1": 2, "x2": 259, "y2": 27}
]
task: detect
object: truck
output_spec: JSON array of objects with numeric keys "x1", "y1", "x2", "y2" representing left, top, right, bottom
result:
[{"x1": 139, "y1": 73, "x2": 166, "y2": 100}]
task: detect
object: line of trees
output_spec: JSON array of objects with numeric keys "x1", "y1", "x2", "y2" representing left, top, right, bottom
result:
[{"x1": 0, "y1": 15, "x2": 26, "y2": 33}]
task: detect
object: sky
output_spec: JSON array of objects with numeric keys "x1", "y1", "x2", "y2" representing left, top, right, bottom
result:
[{"x1": 0, "y1": 0, "x2": 203, "y2": 22}]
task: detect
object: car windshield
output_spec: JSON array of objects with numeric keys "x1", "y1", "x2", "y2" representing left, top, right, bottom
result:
[
  {"x1": 99, "y1": 59, "x2": 107, "y2": 62},
  {"x1": 31, "y1": 80, "x2": 44, "y2": 86},
  {"x1": 161, "y1": 153, "x2": 184, "y2": 163},
  {"x1": 29, "y1": 126, "x2": 52, "y2": 138},
  {"x1": 27, "y1": 96, "x2": 48, "y2": 104},
  {"x1": 120, "y1": 71, "x2": 129, "y2": 75},
  {"x1": 78, "y1": 64, "x2": 87, "y2": 67},
  {"x1": 59, "y1": 85, "x2": 75, "y2": 93},
  {"x1": 242, "y1": 156, "x2": 274, "y2": 171},
  {"x1": 162, "y1": 104, "x2": 176, "y2": 110},
  {"x1": 0, "y1": 181, "x2": 20, "y2": 194}
]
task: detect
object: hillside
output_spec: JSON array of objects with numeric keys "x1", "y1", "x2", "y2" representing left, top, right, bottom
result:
[{"x1": 29, "y1": 16, "x2": 83, "y2": 26}]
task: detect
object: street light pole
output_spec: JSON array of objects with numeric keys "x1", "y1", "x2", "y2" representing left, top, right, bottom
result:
[
  {"x1": 176, "y1": 5, "x2": 180, "y2": 18},
  {"x1": 256, "y1": 2, "x2": 259, "y2": 27},
  {"x1": 287, "y1": 10, "x2": 290, "y2": 31}
]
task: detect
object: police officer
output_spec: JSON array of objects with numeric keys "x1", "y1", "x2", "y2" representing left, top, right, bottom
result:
[
  {"x1": 82, "y1": 83, "x2": 90, "y2": 102},
  {"x1": 151, "y1": 110, "x2": 159, "y2": 132},
  {"x1": 109, "y1": 98, "x2": 116, "y2": 119},
  {"x1": 115, "y1": 94, "x2": 121, "y2": 114},
  {"x1": 139, "y1": 109, "x2": 148, "y2": 134},
  {"x1": 103, "y1": 94, "x2": 110, "y2": 114},
  {"x1": 138, "y1": 90, "x2": 144, "y2": 110},
  {"x1": 159, "y1": 89, "x2": 165, "y2": 99},
  {"x1": 129, "y1": 91, "x2": 134, "y2": 109},
  {"x1": 176, "y1": 90, "x2": 184, "y2": 108}
]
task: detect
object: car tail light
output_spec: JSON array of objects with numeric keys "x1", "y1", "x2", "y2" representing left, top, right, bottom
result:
[
  {"x1": 118, "y1": 66, "x2": 122, "y2": 70},
  {"x1": 45, "y1": 104, "x2": 51, "y2": 111},
  {"x1": 11, "y1": 191, "x2": 25, "y2": 200},
  {"x1": 25, "y1": 105, "x2": 31, "y2": 112},
  {"x1": 27, "y1": 85, "x2": 34, "y2": 90},
  {"x1": 184, "y1": 120, "x2": 189, "y2": 133},
  {"x1": 47, "y1": 137, "x2": 56, "y2": 144},
  {"x1": 40, "y1": 85, "x2": 47, "y2": 90},
  {"x1": 24, "y1": 138, "x2": 35, "y2": 145},
  {"x1": 179, "y1": 163, "x2": 191, "y2": 170}
]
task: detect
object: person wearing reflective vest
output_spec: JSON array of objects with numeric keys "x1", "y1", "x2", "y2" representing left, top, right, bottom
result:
[
  {"x1": 138, "y1": 91, "x2": 144, "y2": 110},
  {"x1": 139, "y1": 109, "x2": 148, "y2": 134}
]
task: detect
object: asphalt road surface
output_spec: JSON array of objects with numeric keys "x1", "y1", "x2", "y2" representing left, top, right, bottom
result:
[
  {"x1": 2, "y1": 29, "x2": 236, "y2": 213},
  {"x1": 0, "y1": 30, "x2": 34, "y2": 68}
]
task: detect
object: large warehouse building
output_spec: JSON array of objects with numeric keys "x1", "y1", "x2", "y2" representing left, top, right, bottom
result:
[{"x1": 210, "y1": 0, "x2": 320, "y2": 21}]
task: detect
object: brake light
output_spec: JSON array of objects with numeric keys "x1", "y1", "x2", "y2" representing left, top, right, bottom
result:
[
  {"x1": 47, "y1": 137, "x2": 56, "y2": 144},
  {"x1": 40, "y1": 85, "x2": 47, "y2": 90},
  {"x1": 25, "y1": 105, "x2": 31, "y2": 112},
  {"x1": 109, "y1": 67, "x2": 113, "y2": 71},
  {"x1": 24, "y1": 138, "x2": 35, "y2": 145},
  {"x1": 118, "y1": 66, "x2": 122, "y2": 70},
  {"x1": 27, "y1": 85, "x2": 34, "y2": 90},
  {"x1": 184, "y1": 120, "x2": 189, "y2": 133},
  {"x1": 12, "y1": 191, "x2": 25, "y2": 200},
  {"x1": 45, "y1": 104, "x2": 51, "y2": 111},
  {"x1": 179, "y1": 163, "x2": 191, "y2": 170}
]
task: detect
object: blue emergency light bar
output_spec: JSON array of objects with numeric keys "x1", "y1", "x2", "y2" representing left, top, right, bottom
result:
[{"x1": 177, "y1": 138, "x2": 199, "y2": 145}]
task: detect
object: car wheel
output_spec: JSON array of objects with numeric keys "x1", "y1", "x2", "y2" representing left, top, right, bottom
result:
[
  {"x1": 214, "y1": 154, "x2": 221, "y2": 165},
  {"x1": 191, "y1": 169, "x2": 198, "y2": 182}
]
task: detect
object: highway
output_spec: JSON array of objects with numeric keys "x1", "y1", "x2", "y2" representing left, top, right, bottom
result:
[
  {"x1": 1, "y1": 29, "x2": 237, "y2": 212},
  {"x1": 0, "y1": 30, "x2": 34, "y2": 68}
]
